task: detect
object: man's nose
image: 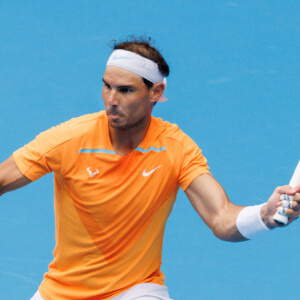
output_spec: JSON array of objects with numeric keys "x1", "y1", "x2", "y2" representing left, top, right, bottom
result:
[{"x1": 107, "y1": 90, "x2": 119, "y2": 106}]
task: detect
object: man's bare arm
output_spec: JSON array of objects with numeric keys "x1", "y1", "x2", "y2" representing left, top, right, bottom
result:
[
  {"x1": 185, "y1": 173, "x2": 246, "y2": 242},
  {"x1": 0, "y1": 156, "x2": 32, "y2": 196},
  {"x1": 185, "y1": 173, "x2": 300, "y2": 241}
]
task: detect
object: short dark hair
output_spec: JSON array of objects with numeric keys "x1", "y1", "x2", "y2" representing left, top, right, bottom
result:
[{"x1": 110, "y1": 35, "x2": 169, "y2": 89}]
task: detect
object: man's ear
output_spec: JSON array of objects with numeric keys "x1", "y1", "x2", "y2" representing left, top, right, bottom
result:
[{"x1": 150, "y1": 82, "x2": 165, "y2": 103}]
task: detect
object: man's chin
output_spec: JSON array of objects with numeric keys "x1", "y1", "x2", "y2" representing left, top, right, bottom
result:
[{"x1": 108, "y1": 119, "x2": 127, "y2": 130}]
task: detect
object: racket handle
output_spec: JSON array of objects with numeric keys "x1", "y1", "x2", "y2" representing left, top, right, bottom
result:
[
  {"x1": 273, "y1": 161, "x2": 300, "y2": 225},
  {"x1": 273, "y1": 194, "x2": 292, "y2": 225},
  {"x1": 273, "y1": 210, "x2": 288, "y2": 225}
]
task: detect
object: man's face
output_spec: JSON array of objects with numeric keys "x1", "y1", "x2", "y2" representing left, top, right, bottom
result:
[{"x1": 102, "y1": 66, "x2": 154, "y2": 130}]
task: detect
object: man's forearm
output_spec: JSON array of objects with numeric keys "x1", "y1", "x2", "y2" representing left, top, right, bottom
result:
[
  {"x1": 210, "y1": 203, "x2": 247, "y2": 242},
  {"x1": 0, "y1": 156, "x2": 32, "y2": 197},
  {"x1": 0, "y1": 177, "x2": 31, "y2": 196}
]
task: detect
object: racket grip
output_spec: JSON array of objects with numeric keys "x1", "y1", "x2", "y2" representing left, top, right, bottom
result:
[
  {"x1": 273, "y1": 194, "x2": 291, "y2": 225},
  {"x1": 273, "y1": 161, "x2": 300, "y2": 225},
  {"x1": 273, "y1": 210, "x2": 288, "y2": 225}
]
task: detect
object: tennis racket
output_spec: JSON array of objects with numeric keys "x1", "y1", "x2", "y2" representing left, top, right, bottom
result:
[{"x1": 273, "y1": 160, "x2": 300, "y2": 225}]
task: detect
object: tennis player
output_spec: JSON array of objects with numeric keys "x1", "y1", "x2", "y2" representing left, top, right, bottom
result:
[{"x1": 0, "y1": 36, "x2": 299, "y2": 300}]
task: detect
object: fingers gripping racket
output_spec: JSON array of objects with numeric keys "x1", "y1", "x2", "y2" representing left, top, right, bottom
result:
[{"x1": 273, "y1": 161, "x2": 300, "y2": 225}]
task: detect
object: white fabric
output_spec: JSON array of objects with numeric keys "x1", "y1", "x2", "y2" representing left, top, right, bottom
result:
[
  {"x1": 236, "y1": 203, "x2": 270, "y2": 239},
  {"x1": 30, "y1": 290, "x2": 44, "y2": 300},
  {"x1": 30, "y1": 283, "x2": 172, "y2": 300},
  {"x1": 107, "y1": 49, "x2": 167, "y2": 102},
  {"x1": 111, "y1": 283, "x2": 173, "y2": 300}
]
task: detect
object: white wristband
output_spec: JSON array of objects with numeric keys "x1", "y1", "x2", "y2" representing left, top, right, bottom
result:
[{"x1": 236, "y1": 203, "x2": 270, "y2": 239}]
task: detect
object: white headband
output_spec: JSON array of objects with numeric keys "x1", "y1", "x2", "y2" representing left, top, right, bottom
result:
[{"x1": 106, "y1": 49, "x2": 167, "y2": 102}]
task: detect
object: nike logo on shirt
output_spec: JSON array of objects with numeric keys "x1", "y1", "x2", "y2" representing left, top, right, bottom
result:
[{"x1": 143, "y1": 165, "x2": 162, "y2": 177}]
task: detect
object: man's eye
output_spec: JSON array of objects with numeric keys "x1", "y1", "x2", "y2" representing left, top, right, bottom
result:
[
  {"x1": 119, "y1": 87, "x2": 133, "y2": 93},
  {"x1": 104, "y1": 83, "x2": 111, "y2": 89}
]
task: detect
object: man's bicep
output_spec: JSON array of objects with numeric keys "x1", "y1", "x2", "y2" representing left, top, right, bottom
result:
[
  {"x1": 184, "y1": 173, "x2": 232, "y2": 228},
  {"x1": 0, "y1": 155, "x2": 32, "y2": 196}
]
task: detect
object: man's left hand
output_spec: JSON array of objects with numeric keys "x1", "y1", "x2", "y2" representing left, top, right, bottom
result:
[{"x1": 261, "y1": 185, "x2": 300, "y2": 228}]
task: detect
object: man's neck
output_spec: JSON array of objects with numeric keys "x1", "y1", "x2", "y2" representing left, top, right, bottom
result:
[{"x1": 109, "y1": 116, "x2": 151, "y2": 156}]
